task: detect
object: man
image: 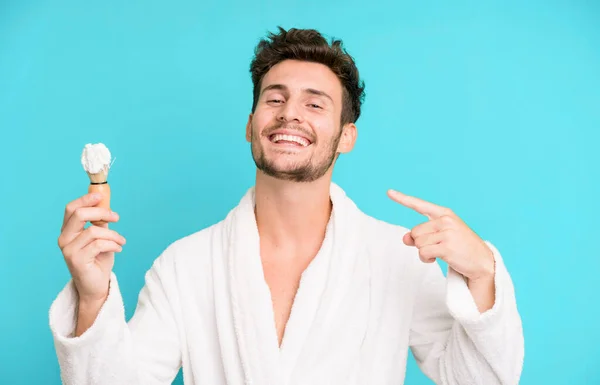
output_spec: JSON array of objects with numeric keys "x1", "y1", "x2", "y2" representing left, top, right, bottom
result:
[{"x1": 50, "y1": 27, "x2": 524, "y2": 384}]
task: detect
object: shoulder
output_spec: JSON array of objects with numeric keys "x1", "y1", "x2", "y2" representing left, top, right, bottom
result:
[
  {"x1": 151, "y1": 218, "x2": 228, "y2": 271},
  {"x1": 360, "y1": 213, "x2": 411, "y2": 252},
  {"x1": 358, "y1": 213, "x2": 430, "y2": 277}
]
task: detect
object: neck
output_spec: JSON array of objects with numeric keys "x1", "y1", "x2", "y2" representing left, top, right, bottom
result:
[{"x1": 254, "y1": 170, "x2": 332, "y2": 256}]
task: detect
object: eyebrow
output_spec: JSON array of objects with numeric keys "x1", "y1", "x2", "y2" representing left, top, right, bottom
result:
[{"x1": 261, "y1": 84, "x2": 333, "y2": 103}]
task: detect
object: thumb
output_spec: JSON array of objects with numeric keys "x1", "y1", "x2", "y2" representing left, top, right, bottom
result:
[{"x1": 403, "y1": 232, "x2": 415, "y2": 247}]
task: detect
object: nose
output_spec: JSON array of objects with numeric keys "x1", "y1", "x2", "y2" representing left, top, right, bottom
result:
[{"x1": 277, "y1": 101, "x2": 303, "y2": 124}]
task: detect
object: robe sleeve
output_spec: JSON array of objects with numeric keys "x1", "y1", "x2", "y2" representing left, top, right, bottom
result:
[
  {"x1": 408, "y1": 241, "x2": 524, "y2": 385},
  {"x1": 49, "y1": 253, "x2": 181, "y2": 385}
]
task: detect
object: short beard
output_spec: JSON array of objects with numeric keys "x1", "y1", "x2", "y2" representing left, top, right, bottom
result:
[{"x1": 250, "y1": 123, "x2": 342, "y2": 183}]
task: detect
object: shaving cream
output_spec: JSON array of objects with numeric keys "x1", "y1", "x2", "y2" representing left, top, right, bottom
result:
[{"x1": 81, "y1": 143, "x2": 112, "y2": 174}]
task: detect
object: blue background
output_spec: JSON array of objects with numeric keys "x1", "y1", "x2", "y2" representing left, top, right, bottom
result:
[{"x1": 1, "y1": 1, "x2": 598, "y2": 384}]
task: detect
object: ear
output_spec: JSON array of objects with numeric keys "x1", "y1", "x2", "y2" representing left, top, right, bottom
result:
[
  {"x1": 245, "y1": 114, "x2": 253, "y2": 142},
  {"x1": 336, "y1": 123, "x2": 357, "y2": 153}
]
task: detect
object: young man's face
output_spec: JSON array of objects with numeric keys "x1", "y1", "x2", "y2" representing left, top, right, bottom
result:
[{"x1": 246, "y1": 59, "x2": 356, "y2": 182}]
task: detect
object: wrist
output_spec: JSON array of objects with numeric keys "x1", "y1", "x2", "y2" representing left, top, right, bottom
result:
[
  {"x1": 74, "y1": 279, "x2": 110, "y2": 308},
  {"x1": 75, "y1": 295, "x2": 107, "y2": 337},
  {"x1": 468, "y1": 247, "x2": 496, "y2": 283},
  {"x1": 78, "y1": 295, "x2": 107, "y2": 312},
  {"x1": 467, "y1": 272, "x2": 494, "y2": 290}
]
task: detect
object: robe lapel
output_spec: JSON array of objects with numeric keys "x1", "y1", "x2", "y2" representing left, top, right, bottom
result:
[
  {"x1": 277, "y1": 217, "x2": 333, "y2": 378},
  {"x1": 283, "y1": 183, "x2": 372, "y2": 384},
  {"x1": 226, "y1": 183, "x2": 371, "y2": 385},
  {"x1": 228, "y1": 187, "x2": 280, "y2": 385}
]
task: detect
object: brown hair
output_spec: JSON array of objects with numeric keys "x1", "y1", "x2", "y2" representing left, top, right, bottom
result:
[{"x1": 249, "y1": 26, "x2": 366, "y2": 126}]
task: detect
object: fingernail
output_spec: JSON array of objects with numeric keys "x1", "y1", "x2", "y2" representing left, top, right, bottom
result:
[
  {"x1": 111, "y1": 211, "x2": 119, "y2": 217},
  {"x1": 91, "y1": 193, "x2": 102, "y2": 199}
]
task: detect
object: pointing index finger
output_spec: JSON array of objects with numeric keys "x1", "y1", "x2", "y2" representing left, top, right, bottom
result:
[{"x1": 387, "y1": 189, "x2": 448, "y2": 219}]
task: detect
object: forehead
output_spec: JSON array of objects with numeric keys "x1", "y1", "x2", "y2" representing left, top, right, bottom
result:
[{"x1": 261, "y1": 60, "x2": 343, "y2": 102}]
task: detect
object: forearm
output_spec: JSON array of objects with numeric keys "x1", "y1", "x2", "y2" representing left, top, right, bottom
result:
[
  {"x1": 466, "y1": 245, "x2": 496, "y2": 313},
  {"x1": 467, "y1": 274, "x2": 496, "y2": 313},
  {"x1": 437, "y1": 243, "x2": 522, "y2": 384},
  {"x1": 411, "y1": 252, "x2": 523, "y2": 385},
  {"x1": 50, "y1": 272, "x2": 181, "y2": 385},
  {"x1": 75, "y1": 296, "x2": 107, "y2": 337}
]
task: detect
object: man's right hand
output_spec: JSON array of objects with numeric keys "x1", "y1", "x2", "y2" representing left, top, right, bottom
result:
[{"x1": 57, "y1": 192, "x2": 126, "y2": 335}]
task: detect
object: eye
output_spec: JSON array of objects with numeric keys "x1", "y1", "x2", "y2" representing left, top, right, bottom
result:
[
  {"x1": 308, "y1": 103, "x2": 322, "y2": 109},
  {"x1": 268, "y1": 99, "x2": 283, "y2": 104}
]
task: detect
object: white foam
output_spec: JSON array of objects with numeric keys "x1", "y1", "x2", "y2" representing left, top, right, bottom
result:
[{"x1": 81, "y1": 143, "x2": 112, "y2": 174}]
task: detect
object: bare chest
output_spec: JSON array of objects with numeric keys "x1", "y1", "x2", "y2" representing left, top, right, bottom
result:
[{"x1": 261, "y1": 254, "x2": 314, "y2": 347}]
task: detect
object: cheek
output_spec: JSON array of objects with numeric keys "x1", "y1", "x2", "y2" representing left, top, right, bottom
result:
[
  {"x1": 253, "y1": 109, "x2": 277, "y2": 132},
  {"x1": 313, "y1": 117, "x2": 340, "y2": 142}
]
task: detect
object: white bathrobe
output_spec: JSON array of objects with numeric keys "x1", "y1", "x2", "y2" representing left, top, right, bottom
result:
[{"x1": 49, "y1": 183, "x2": 524, "y2": 385}]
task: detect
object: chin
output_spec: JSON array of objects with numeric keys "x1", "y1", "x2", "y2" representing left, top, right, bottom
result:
[
  {"x1": 263, "y1": 145, "x2": 311, "y2": 162},
  {"x1": 266, "y1": 158, "x2": 310, "y2": 173}
]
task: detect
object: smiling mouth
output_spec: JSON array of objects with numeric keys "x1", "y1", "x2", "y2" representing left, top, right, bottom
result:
[{"x1": 269, "y1": 133, "x2": 312, "y2": 147}]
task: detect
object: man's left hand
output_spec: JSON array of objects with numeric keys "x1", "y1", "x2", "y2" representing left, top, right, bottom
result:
[{"x1": 387, "y1": 189, "x2": 495, "y2": 282}]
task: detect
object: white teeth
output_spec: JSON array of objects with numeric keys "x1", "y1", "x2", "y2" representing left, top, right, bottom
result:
[{"x1": 271, "y1": 134, "x2": 310, "y2": 147}]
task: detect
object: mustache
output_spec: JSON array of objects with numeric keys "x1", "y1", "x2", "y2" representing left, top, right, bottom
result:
[{"x1": 262, "y1": 122, "x2": 315, "y2": 142}]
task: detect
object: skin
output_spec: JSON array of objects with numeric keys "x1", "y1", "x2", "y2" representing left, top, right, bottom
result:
[
  {"x1": 57, "y1": 196, "x2": 124, "y2": 337},
  {"x1": 245, "y1": 60, "x2": 357, "y2": 346},
  {"x1": 58, "y1": 59, "x2": 495, "y2": 343}
]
